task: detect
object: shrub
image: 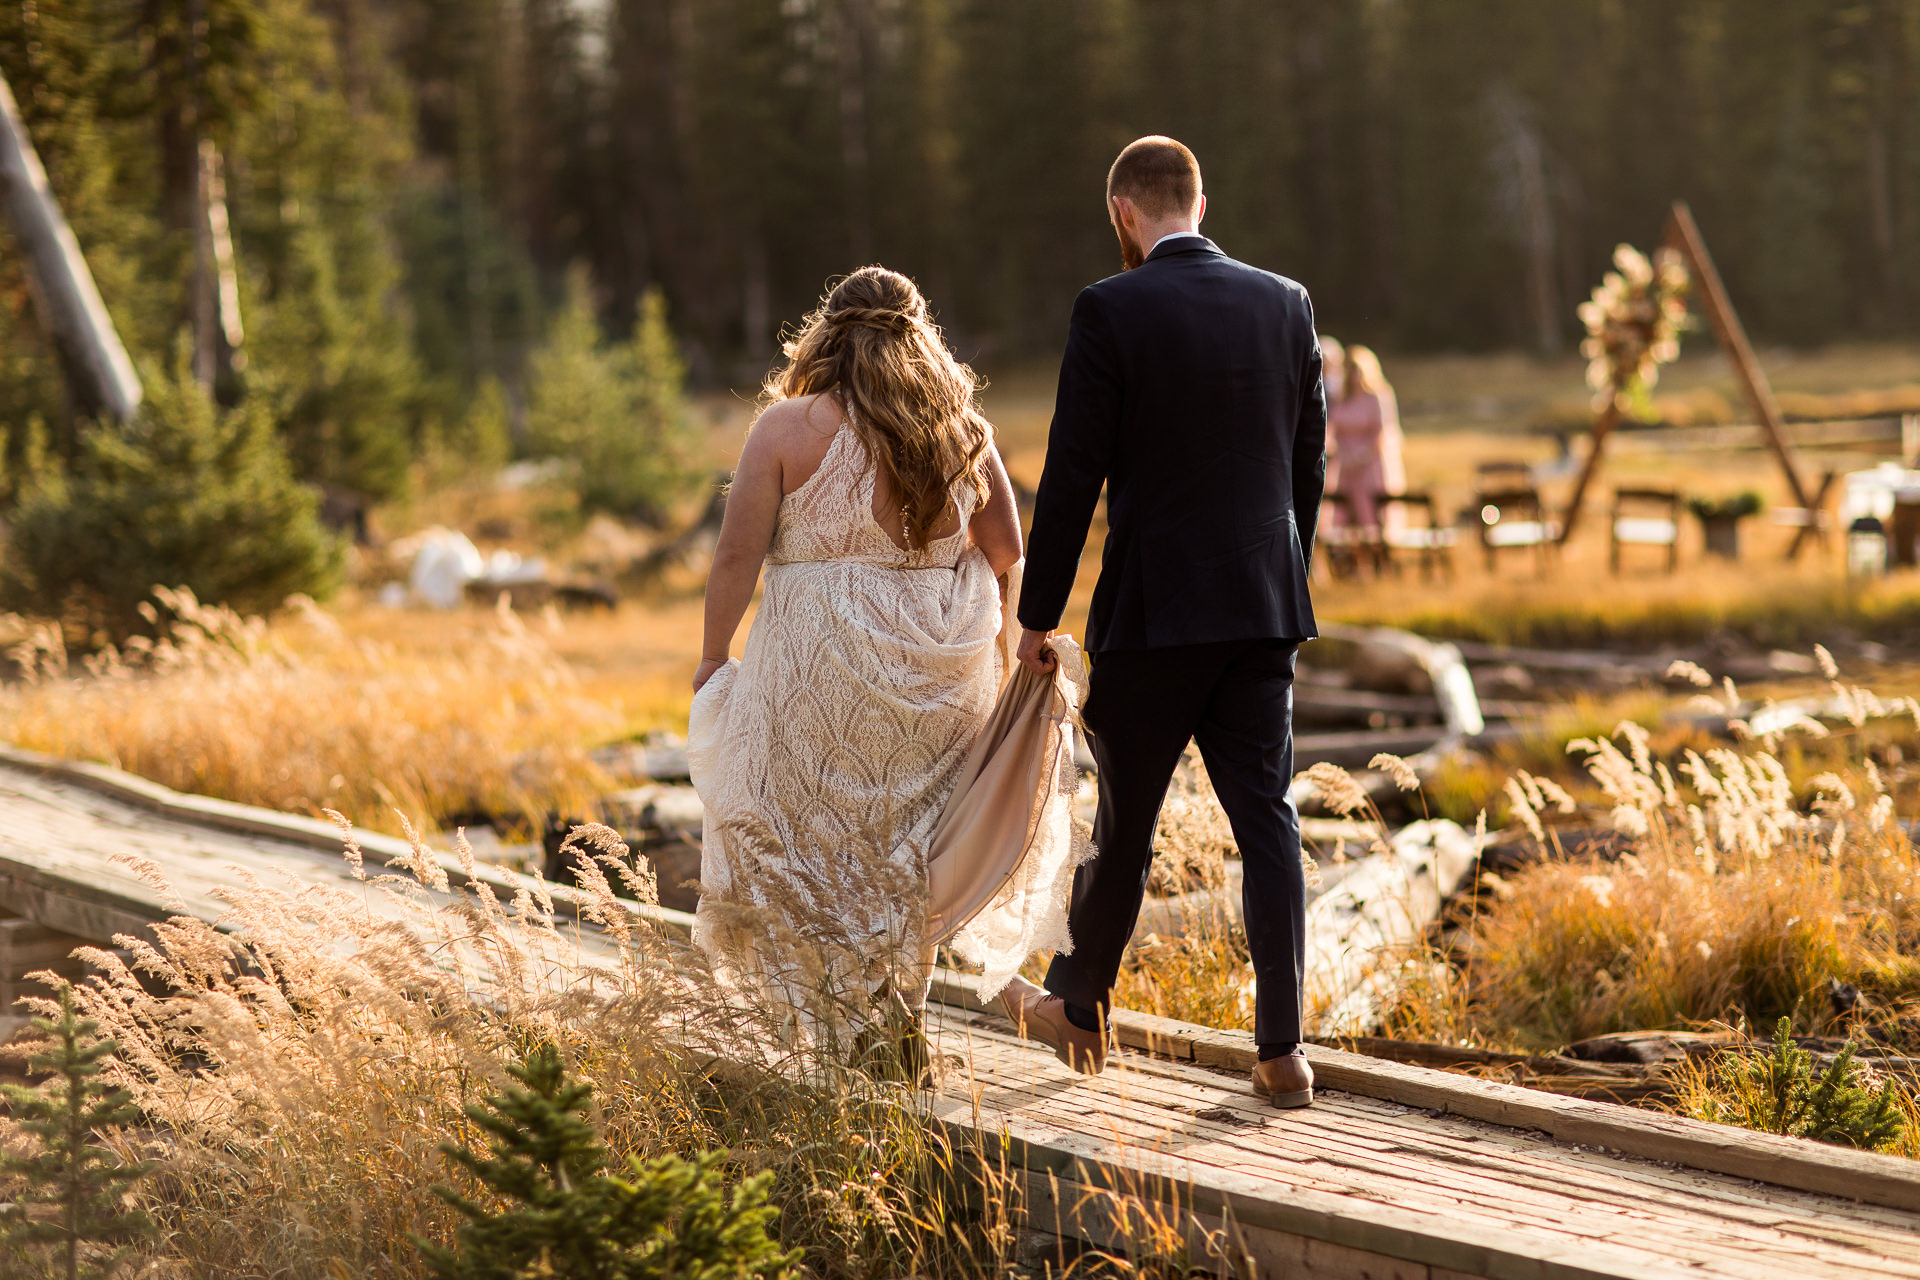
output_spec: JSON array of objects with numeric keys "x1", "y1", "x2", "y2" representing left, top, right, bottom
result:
[
  {"x1": 1673, "y1": 1018, "x2": 1908, "y2": 1152},
  {"x1": 1685, "y1": 491, "x2": 1764, "y2": 521},
  {"x1": 526, "y1": 269, "x2": 698, "y2": 526},
  {"x1": 420, "y1": 1043, "x2": 797, "y2": 1280},
  {"x1": 0, "y1": 357, "x2": 343, "y2": 641},
  {"x1": 0, "y1": 983, "x2": 157, "y2": 1280}
]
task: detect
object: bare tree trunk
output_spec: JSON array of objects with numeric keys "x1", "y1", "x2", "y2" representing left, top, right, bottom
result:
[
  {"x1": 1868, "y1": 0, "x2": 1906, "y2": 324},
  {"x1": 1517, "y1": 135, "x2": 1560, "y2": 354},
  {"x1": 457, "y1": 76, "x2": 494, "y2": 384},
  {"x1": 0, "y1": 69, "x2": 142, "y2": 422},
  {"x1": 837, "y1": 0, "x2": 874, "y2": 266},
  {"x1": 743, "y1": 229, "x2": 770, "y2": 362},
  {"x1": 178, "y1": 0, "x2": 223, "y2": 388},
  {"x1": 1487, "y1": 86, "x2": 1561, "y2": 354},
  {"x1": 1361, "y1": 13, "x2": 1400, "y2": 325},
  {"x1": 202, "y1": 139, "x2": 245, "y2": 375},
  {"x1": 188, "y1": 140, "x2": 217, "y2": 387},
  {"x1": 1288, "y1": 2, "x2": 1341, "y2": 283}
]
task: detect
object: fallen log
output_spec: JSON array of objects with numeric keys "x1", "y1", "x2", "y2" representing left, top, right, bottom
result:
[{"x1": 1301, "y1": 819, "x2": 1482, "y2": 1036}]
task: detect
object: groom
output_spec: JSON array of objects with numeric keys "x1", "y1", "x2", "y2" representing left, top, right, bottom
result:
[{"x1": 1007, "y1": 136, "x2": 1327, "y2": 1108}]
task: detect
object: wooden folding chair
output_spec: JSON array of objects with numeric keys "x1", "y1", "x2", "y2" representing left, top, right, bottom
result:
[
  {"x1": 1773, "y1": 470, "x2": 1838, "y2": 559},
  {"x1": 1474, "y1": 463, "x2": 1558, "y2": 575},
  {"x1": 1609, "y1": 487, "x2": 1680, "y2": 575},
  {"x1": 1375, "y1": 492, "x2": 1456, "y2": 580},
  {"x1": 1319, "y1": 492, "x2": 1382, "y2": 579}
]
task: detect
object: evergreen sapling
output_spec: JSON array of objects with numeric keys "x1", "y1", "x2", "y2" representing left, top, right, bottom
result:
[
  {"x1": 1682, "y1": 1017, "x2": 1905, "y2": 1152},
  {"x1": 418, "y1": 1042, "x2": 796, "y2": 1280},
  {"x1": 0, "y1": 983, "x2": 156, "y2": 1280}
]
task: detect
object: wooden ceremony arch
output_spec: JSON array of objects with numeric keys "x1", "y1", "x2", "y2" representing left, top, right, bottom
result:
[{"x1": 1558, "y1": 201, "x2": 1829, "y2": 560}]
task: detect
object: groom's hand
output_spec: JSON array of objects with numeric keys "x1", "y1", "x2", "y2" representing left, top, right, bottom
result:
[{"x1": 1017, "y1": 628, "x2": 1058, "y2": 676}]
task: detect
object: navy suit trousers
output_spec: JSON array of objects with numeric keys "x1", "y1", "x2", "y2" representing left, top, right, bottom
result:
[{"x1": 1044, "y1": 637, "x2": 1305, "y2": 1047}]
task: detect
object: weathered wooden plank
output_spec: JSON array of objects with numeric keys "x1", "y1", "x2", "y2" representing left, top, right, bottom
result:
[
  {"x1": 959, "y1": 1072, "x2": 1920, "y2": 1280},
  {"x1": 976, "y1": 989, "x2": 1920, "y2": 1217},
  {"x1": 1020, "y1": 1169, "x2": 1439, "y2": 1280},
  {"x1": 962, "y1": 1052, "x2": 1919, "y2": 1277},
  {"x1": 1305, "y1": 1044, "x2": 1920, "y2": 1214},
  {"x1": 935, "y1": 1085, "x2": 1696, "y2": 1280},
  {"x1": 942, "y1": 1022, "x2": 1918, "y2": 1271},
  {"x1": 929, "y1": 990, "x2": 1920, "y2": 1219},
  {"x1": 0, "y1": 744, "x2": 697, "y2": 945}
]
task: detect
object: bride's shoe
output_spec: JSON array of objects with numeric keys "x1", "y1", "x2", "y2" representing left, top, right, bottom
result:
[{"x1": 997, "y1": 975, "x2": 1108, "y2": 1075}]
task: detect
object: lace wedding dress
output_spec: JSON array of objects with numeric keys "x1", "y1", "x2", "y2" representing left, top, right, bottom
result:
[{"x1": 687, "y1": 420, "x2": 1087, "y2": 1027}]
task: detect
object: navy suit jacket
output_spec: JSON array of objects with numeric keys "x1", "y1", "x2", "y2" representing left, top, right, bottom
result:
[{"x1": 1018, "y1": 236, "x2": 1328, "y2": 652}]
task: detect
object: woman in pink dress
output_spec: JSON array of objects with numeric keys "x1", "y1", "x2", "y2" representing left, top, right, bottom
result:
[{"x1": 1326, "y1": 344, "x2": 1406, "y2": 536}]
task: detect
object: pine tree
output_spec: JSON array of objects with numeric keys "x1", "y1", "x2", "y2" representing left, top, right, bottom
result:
[
  {"x1": 1, "y1": 347, "x2": 343, "y2": 639},
  {"x1": 1682, "y1": 1017, "x2": 1906, "y2": 1152},
  {"x1": 525, "y1": 271, "x2": 697, "y2": 526},
  {"x1": 1752, "y1": 64, "x2": 1846, "y2": 343},
  {"x1": 233, "y1": 0, "x2": 425, "y2": 502},
  {"x1": 418, "y1": 1042, "x2": 797, "y2": 1280},
  {"x1": 0, "y1": 984, "x2": 157, "y2": 1280}
]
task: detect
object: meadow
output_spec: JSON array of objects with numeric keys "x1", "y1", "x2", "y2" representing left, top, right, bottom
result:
[{"x1": 5, "y1": 347, "x2": 1920, "y2": 1276}]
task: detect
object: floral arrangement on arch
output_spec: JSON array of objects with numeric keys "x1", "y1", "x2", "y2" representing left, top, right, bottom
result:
[{"x1": 1579, "y1": 243, "x2": 1691, "y2": 416}]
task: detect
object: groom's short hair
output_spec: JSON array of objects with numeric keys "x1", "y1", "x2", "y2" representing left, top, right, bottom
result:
[{"x1": 1106, "y1": 136, "x2": 1202, "y2": 219}]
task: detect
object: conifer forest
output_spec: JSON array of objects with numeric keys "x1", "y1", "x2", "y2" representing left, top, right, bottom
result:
[{"x1": 4, "y1": 1, "x2": 1919, "y2": 505}]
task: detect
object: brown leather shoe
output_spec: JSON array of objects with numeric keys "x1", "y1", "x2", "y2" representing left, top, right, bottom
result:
[
  {"x1": 1251, "y1": 1050, "x2": 1314, "y2": 1108},
  {"x1": 998, "y1": 975, "x2": 1108, "y2": 1075}
]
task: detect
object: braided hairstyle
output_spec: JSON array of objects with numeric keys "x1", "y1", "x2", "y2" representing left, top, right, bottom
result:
[{"x1": 763, "y1": 266, "x2": 991, "y2": 550}]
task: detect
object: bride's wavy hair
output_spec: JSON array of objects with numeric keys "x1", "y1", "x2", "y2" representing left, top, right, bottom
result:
[{"x1": 765, "y1": 266, "x2": 991, "y2": 549}]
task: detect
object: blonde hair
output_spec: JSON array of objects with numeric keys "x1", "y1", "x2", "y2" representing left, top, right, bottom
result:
[
  {"x1": 764, "y1": 266, "x2": 990, "y2": 549},
  {"x1": 1344, "y1": 344, "x2": 1386, "y2": 397}
]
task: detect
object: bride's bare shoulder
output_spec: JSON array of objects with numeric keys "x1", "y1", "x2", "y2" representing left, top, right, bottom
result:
[
  {"x1": 753, "y1": 393, "x2": 843, "y2": 439},
  {"x1": 749, "y1": 393, "x2": 846, "y2": 493}
]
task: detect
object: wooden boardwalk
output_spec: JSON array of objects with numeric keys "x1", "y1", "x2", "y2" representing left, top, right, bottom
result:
[
  {"x1": 925, "y1": 1005, "x2": 1920, "y2": 1279},
  {"x1": 3, "y1": 746, "x2": 1920, "y2": 1279}
]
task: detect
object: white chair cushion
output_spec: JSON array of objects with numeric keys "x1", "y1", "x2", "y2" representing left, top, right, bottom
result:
[
  {"x1": 1485, "y1": 521, "x2": 1550, "y2": 547},
  {"x1": 1613, "y1": 517, "x2": 1678, "y2": 545},
  {"x1": 1384, "y1": 528, "x2": 1458, "y2": 550}
]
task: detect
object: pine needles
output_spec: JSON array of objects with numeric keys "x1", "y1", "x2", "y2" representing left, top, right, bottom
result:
[
  {"x1": 0, "y1": 984, "x2": 156, "y2": 1280},
  {"x1": 420, "y1": 1042, "x2": 797, "y2": 1280},
  {"x1": 1673, "y1": 1018, "x2": 1908, "y2": 1152}
]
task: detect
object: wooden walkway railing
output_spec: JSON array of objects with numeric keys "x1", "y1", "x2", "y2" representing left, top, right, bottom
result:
[{"x1": 3, "y1": 746, "x2": 1919, "y2": 1279}]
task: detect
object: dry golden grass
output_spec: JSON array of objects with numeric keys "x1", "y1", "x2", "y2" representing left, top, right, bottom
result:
[
  {"x1": 1386, "y1": 668, "x2": 1920, "y2": 1062},
  {"x1": 0, "y1": 816, "x2": 1031, "y2": 1278},
  {"x1": 0, "y1": 801, "x2": 1249, "y2": 1277},
  {"x1": 1099, "y1": 751, "x2": 1267, "y2": 1033},
  {"x1": 0, "y1": 590, "x2": 623, "y2": 838},
  {"x1": 1107, "y1": 906, "x2": 1254, "y2": 1035}
]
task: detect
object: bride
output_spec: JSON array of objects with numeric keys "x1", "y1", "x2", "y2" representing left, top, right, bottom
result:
[{"x1": 688, "y1": 266, "x2": 1086, "y2": 1041}]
